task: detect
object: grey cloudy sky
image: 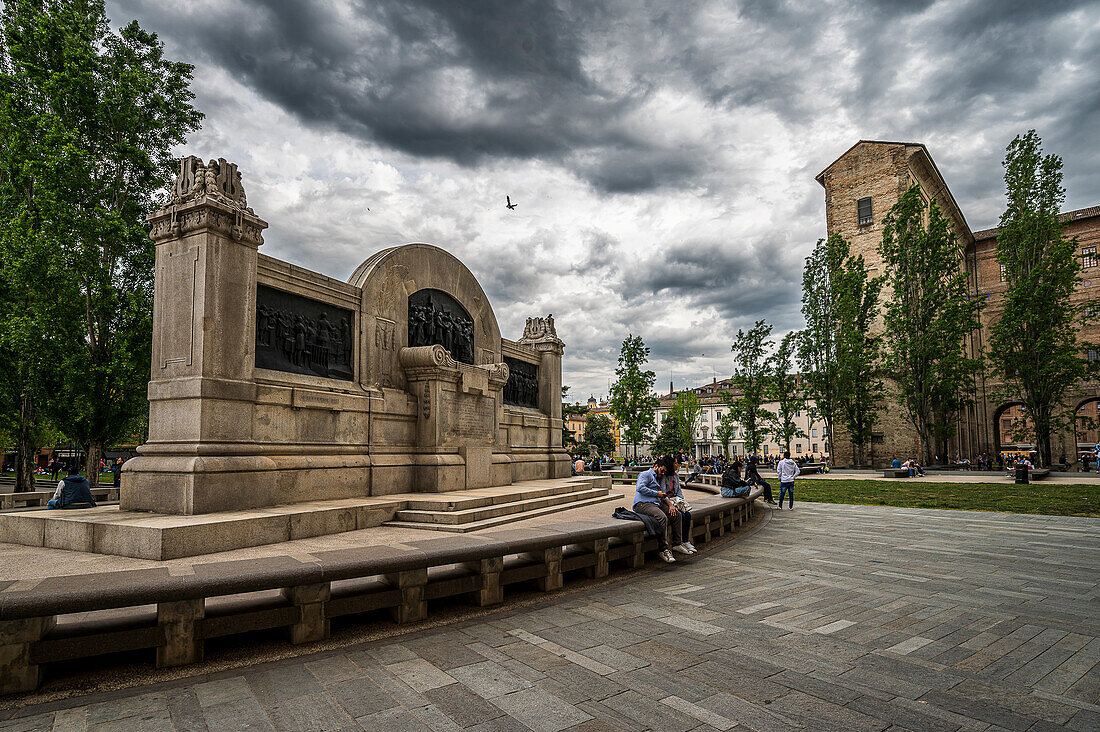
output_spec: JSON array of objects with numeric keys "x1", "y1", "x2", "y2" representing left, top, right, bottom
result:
[{"x1": 111, "y1": 0, "x2": 1100, "y2": 400}]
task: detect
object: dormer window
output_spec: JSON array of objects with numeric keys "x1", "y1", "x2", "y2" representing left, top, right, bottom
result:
[{"x1": 857, "y1": 197, "x2": 873, "y2": 226}]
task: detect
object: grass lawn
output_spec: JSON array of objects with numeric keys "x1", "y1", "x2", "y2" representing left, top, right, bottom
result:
[{"x1": 796, "y1": 478, "x2": 1100, "y2": 517}]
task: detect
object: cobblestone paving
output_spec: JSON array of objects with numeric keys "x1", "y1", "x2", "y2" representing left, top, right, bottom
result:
[{"x1": 2, "y1": 503, "x2": 1098, "y2": 731}]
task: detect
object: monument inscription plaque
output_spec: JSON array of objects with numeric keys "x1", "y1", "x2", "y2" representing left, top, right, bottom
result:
[
  {"x1": 256, "y1": 284, "x2": 354, "y2": 380},
  {"x1": 441, "y1": 391, "x2": 494, "y2": 440}
]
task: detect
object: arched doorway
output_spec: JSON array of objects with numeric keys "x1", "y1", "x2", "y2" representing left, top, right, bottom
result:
[
  {"x1": 992, "y1": 402, "x2": 1033, "y2": 460},
  {"x1": 1074, "y1": 398, "x2": 1100, "y2": 460}
]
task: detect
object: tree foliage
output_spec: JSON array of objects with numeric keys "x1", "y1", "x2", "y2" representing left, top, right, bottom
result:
[
  {"x1": 715, "y1": 411, "x2": 737, "y2": 457},
  {"x1": 879, "y1": 186, "x2": 984, "y2": 464},
  {"x1": 765, "y1": 332, "x2": 807, "y2": 453},
  {"x1": 585, "y1": 413, "x2": 614, "y2": 456},
  {"x1": 0, "y1": 0, "x2": 203, "y2": 483},
  {"x1": 797, "y1": 236, "x2": 845, "y2": 463},
  {"x1": 670, "y1": 391, "x2": 702, "y2": 455},
  {"x1": 650, "y1": 411, "x2": 683, "y2": 457},
  {"x1": 989, "y1": 131, "x2": 1086, "y2": 466},
  {"x1": 608, "y1": 334, "x2": 658, "y2": 459},
  {"x1": 834, "y1": 241, "x2": 885, "y2": 466},
  {"x1": 728, "y1": 320, "x2": 773, "y2": 457}
]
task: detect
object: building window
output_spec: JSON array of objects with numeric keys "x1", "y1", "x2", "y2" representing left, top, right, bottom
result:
[
  {"x1": 871, "y1": 433, "x2": 885, "y2": 444},
  {"x1": 812, "y1": 443, "x2": 818, "y2": 453},
  {"x1": 1084, "y1": 247, "x2": 1097, "y2": 269},
  {"x1": 811, "y1": 428, "x2": 818, "y2": 437},
  {"x1": 1000, "y1": 263, "x2": 1007, "y2": 282},
  {"x1": 763, "y1": 445, "x2": 769, "y2": 455},
  {"x1": 1089, "y1": 350, "x2": 1098, "y2": 362},
  {"x1": 716, "y1": 411, "x2": 722, "y2": 419},
  {"x1": 794, "y1": 411, "x2": 801, "y2": 418},
  {"x1": 795, "y1": 443, "x2": 802, "y2": 453},
  {"x1": 857, "y1": 197, "x2": 872, "y2": 226}
]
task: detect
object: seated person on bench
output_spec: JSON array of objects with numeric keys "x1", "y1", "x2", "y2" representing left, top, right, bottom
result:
[{"x1": 47, "y1": 466, "x2": 97, "y2": 509}]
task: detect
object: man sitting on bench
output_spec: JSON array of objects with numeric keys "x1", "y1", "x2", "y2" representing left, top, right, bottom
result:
[{"x1": 47, "y1": 466, "x2": 97, "y2": 509}]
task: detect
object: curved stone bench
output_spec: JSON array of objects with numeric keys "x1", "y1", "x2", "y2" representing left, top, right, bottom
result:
[{"x1": 0, "y1": 488, "x2": 762, "y2": 694}]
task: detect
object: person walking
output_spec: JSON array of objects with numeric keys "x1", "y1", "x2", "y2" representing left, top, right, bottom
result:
[
  {"x1": 776, "y1": 450, "x2": 800, "y2": 510},
  {"x1": 112, "y1": 457, "x2": 124, "y2": 488}
]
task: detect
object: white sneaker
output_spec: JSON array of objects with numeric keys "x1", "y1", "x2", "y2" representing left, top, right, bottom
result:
[
  {"x1": 684, "y1": 542, "x2": 697, "y2": 553},
  {"x1": 659, "y1": 549, "x2": 676, "y2": 563},
  {"x1": 672, "y1": 544, "x2": 692, "y2": 555}
]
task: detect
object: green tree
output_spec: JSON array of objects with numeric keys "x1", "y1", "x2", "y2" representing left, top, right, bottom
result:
[
  {"x1": 989, "y1": 131, "x2": 1086, "y2": 466},
  {"x1": 879, "y1": 186, "x2": 984, "y2": 464},
  {"x1": 765, "y1": 332, "x2": 807, "y2": 453},
  {"x1": 715, "y1": 411, "x2": 737, "y2": 457},
  {"x1": 797, "y1": 235, "x2": 846, "y2": 463},
  {"x1": 670, "y1": 391, "x2": 702, "y2": 455},
  {"x1": 835, "y1": 247, "x2": 884, "y2": 466},
  {"x1": 650, "y1": 411, "x2": 683, "y2": 457},
  {"x1": 0, "y1": 0, "x2": 203, "y2": 484},
  {"x1": 728, "y1": 320, "x2": 773, "y2": 457},
  {"x1": 585, "y1": 413, "x2": 614, "y2": 456},
  {"x1": 609, "y1": 334, "x2": 658, "y2": 460}
]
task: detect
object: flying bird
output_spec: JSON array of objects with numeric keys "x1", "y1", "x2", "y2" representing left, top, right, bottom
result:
[{"x1": 506, "y1": 196, "x2": 517, "y2": 210}]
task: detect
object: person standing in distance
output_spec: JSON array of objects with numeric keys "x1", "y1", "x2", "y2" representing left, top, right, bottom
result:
[{"x1": 776, "y1": 450, "x2": 800, "y2": 510}]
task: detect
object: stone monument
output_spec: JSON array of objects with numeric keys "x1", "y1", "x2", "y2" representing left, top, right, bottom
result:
[{"x1": 121, "y1": 156, "x2": 572, "y2": 515}]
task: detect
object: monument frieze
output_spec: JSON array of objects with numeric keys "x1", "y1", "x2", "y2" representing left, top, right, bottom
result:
[
  {"x1": 504, "y1": 357, "x2": 539, "y2": 408},
  {"x1": 256, "y1": 284, "x2": 354, "y2": 381}
]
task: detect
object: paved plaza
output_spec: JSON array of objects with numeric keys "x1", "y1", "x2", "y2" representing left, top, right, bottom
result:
[{"x1": 2, "y1": 503, "x2": 1098, "y2": 731}]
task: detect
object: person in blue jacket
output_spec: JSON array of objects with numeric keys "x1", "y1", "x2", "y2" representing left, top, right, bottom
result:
[
  {"x1": 47, "y1": 466, "x2": 97, "y2": 509},
  {"x1": 634, "y1": 456, "x2": 681, "y2": 563}
]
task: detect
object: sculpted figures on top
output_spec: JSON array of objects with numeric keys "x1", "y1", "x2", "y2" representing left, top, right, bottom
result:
[
  {"x1": 518, "y1": 314, "x2": 562, "y2": 346},
  {"x1": 170, "y1": 156, "x2": 252, "y2": 212}
]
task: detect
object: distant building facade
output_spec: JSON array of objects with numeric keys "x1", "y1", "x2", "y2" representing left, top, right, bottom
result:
[
  {"x1": 637, "y1": 379, "x2": 829, "y2": 461},
  {"x1": 817, "y1": 140, "x2": 1100, "y2": 466}
]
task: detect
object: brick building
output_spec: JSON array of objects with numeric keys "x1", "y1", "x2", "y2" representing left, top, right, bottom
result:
[{"x1": 816, "y1": 140, "x2": 1100, "y2": 467}]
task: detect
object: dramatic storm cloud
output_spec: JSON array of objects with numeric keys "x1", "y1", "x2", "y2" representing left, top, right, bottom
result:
[{"x1": 110, "y1": 0, "x2": 1100, "y2": 399}]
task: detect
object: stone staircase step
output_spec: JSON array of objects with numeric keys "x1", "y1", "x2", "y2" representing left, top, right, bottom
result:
[
  {"x1": 394, "y1": 486, "x2": 610, "y2": 525},
  {"x1": 402, "y1": 479, "x2": 604, "y2": 512},
  {"x1": 383, "y1": 493, "x2": 618, "y2": 533}
]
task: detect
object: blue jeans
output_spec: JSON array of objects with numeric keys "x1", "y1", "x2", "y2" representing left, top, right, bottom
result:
[{"x1": 778, "y1": 482, "x2": 794, "y2": 508}]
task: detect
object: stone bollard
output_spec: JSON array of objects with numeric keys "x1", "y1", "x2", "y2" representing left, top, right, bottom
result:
[
  {"x1": 585, "y1": 538, "x2": 609, "y2": 579},
  {"x1": 524, "y1": 547, "x2": 563, "y2": 591},
  {"x1": 157, "y1": 598, "x2": 204, "y2": 668},
  {"x1": 281, "y1": 583, "x2": 331, "y2": 644},
  {"x1": 629, "y1": 532, "x2": 646, "y2": 569},
  {"x1": 463, "y1": 557, "x2": 504, "y2": 607},
  {"x1": 385, "y1": 569, "x2": 427, "y2": 623},
  {"x1": 0, "y1": 616, "x2": 54, "y2": 693}
]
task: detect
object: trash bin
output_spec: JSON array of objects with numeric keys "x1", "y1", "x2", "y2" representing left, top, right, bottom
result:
[{"x1": 1015, "y1": 465, "x2": 1029, "y2": 484}]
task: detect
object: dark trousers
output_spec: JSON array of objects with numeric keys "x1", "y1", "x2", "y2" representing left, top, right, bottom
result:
[
  {"x1": 680, "y1": 510, "x2": 693, "y2": 544},
  {"x1": 633, "y1": 501, "x2": 682, "y2": 550}
]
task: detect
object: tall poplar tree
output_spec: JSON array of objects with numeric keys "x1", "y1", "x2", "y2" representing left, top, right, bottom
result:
[
  {"x1": 765, "y1": 332, "x2": 807, "y2": 454},
  {"x1": 0, "y1": 0, "x2": 202, "y2": 482},
  {"x1": 989, "y1": 131, "x2": 1084, "y2": 466},
  {"x1": 797, "y1": 236, "x2": 845, "y2": 462},
  {"x1": 836, "y1": 248, "x2": 884, "y2": 466},
  {"x1": 671, "y1": 391, "x2": 702, "y2": 455},
  {"x1": 879, "y1": 186, "x2": 983, "y2": 464},
  {"x1": 609, "y1": 334, "x2": 658, "y2": 460},
  {"x1": 728, "y1": 320, "x2": 772, "y2": 457}
]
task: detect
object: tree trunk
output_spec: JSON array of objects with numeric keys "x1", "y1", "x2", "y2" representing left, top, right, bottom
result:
[
  {"x1": 85, "y1": 440, "x2": 104, "y2": 487},
  {"x1": 15, "y1": 392, "x2": 36, "y2": 493}
]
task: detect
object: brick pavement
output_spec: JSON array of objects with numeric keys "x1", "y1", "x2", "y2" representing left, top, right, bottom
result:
[{"x1": 1, "y1": 503, "x2": 1097, "y2": 731}]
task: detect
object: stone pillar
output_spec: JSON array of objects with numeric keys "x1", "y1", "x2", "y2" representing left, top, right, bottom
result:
[
  {"x1": 385, "y1": 569, "x2": 427, "y2": 623},
  {"x1": 585, "y1": 538, "x2": 609, "y2": 579},
  {"x1": 629, "y1": 532, "x2": 646, "y2": 569},
  {"x1": 124, "y1": 157, "x2": 269, "y2": 515},
  {"x1": 524, "y1": 546, "x2": 563, "y2": 592},
  {"x1": 282, "y1": 583, "x2": 331, "y2": 644},
  {"x1": 463, "y1": 557, "x2": 504, "y2": 607},
  {"x1": 517, "y1": 316, "x2": 570, "y2": 475},
  {"x1": 0, "y1": 616, "x2": 54, "y2": 694},
  {"x1": 157, "y1": 598, "x2": 204, "y2": 667}
]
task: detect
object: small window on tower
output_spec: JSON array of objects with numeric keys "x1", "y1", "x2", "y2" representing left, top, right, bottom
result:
[
  {"x1": 857, "y1": 197, "x2": 873, "y2": 226},
  {"x1": 1083, "y1": 247, "x2": 1097, "y2": 269}
]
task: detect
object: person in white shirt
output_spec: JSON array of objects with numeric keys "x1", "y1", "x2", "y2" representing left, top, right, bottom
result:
[{"x1": 775, "y1": 451, "x2": 800, "y2": 510}]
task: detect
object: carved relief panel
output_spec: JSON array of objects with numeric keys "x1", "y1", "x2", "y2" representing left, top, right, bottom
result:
[{"x1": 256, "y1": 284, "x2": 354, "y2": 381}]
